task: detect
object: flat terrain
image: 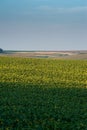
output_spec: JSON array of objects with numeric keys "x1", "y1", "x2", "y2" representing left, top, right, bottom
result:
[
  {"x1": 0, "y1": 50, "x2": 87, "y2": 59},
  {"x1": 0, "y1": 57, "x2": 87, "y2": 129}
]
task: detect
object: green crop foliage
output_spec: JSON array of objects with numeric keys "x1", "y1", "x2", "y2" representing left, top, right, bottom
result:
[{"x1": 0, "y1": 56, "x2": 87, "y2": 129}]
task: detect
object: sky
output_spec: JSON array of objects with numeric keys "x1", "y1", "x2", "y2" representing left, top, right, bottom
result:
[{"x1": 0, "y1": 0, "x2": 87, "y2": 50}]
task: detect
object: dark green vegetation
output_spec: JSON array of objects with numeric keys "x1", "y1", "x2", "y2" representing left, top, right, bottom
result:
[
  {"x1": 0, "y1": 57, "x2": 87, "y2": 129},
  {"x1": 0, "y1": 48, "x2": 3, "y2": 53}
]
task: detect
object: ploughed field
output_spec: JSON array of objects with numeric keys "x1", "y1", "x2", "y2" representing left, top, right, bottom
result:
[{"x1": 0, "y1": 57, "x2": 87, "y2": 129}]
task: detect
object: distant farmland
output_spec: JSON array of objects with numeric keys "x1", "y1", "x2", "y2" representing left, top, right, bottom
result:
[{"x1": 0, "y1": 50, "x2": 87, "y2": 59}]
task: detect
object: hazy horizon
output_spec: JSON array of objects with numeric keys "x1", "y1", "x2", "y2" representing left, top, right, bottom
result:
[{"x1": 0, "y1": 0, "x2": 87, "y2": 50}]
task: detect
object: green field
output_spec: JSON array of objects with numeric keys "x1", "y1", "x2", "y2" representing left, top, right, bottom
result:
[{"x1": 0, "y1": 57, "x2": 87, "y2": 129}]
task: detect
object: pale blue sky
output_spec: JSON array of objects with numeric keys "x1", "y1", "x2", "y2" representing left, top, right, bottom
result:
[{"x1": 0, "y1": 0, "x2": 87, "y2": 50}]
